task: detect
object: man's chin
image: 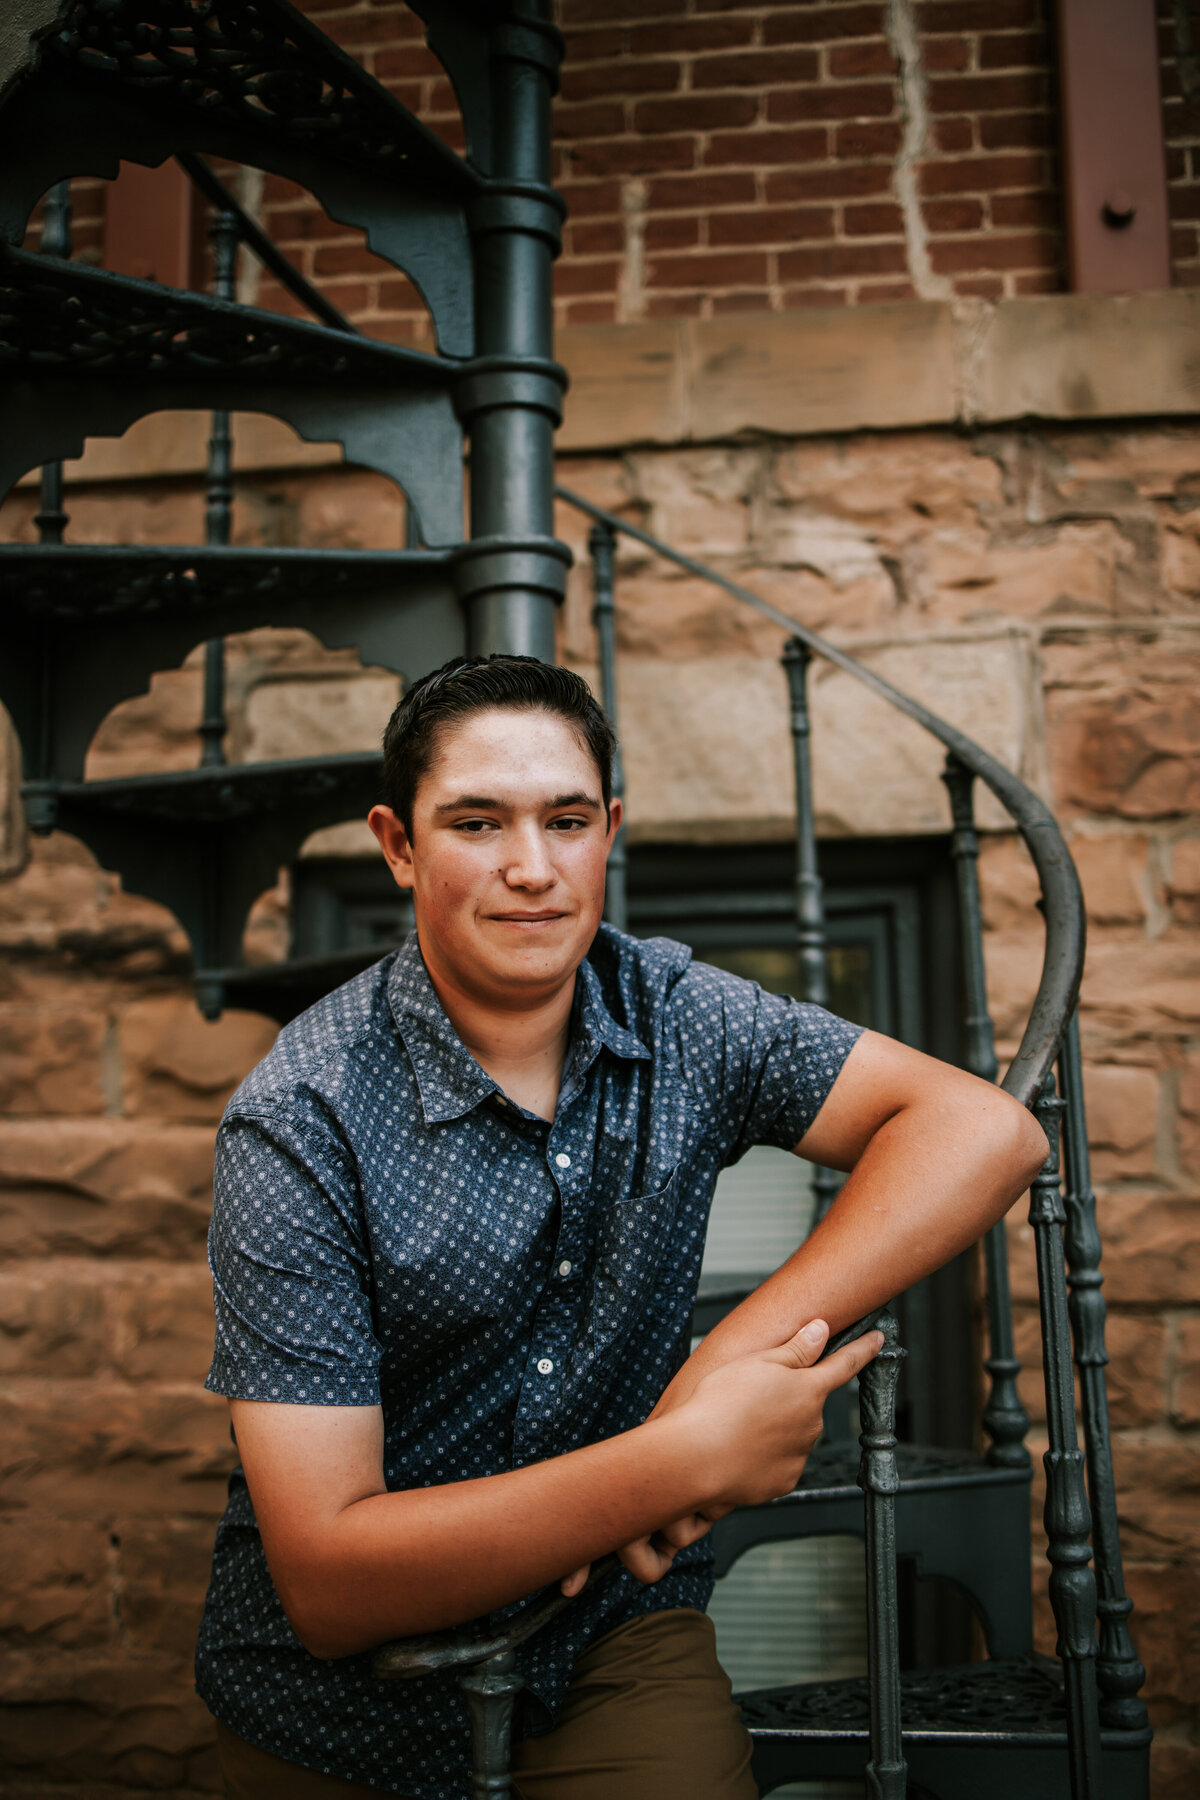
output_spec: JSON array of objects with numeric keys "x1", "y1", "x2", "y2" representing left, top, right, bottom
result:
[{"x1": 476, "y1": 925, "x2": 590, "y2": 986}]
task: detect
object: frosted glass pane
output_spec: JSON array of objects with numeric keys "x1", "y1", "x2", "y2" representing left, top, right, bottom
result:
[
  {"x1": 709, "y1": 1537, "x2": 866, "y2": 1690},
  {"x1": 704, "y1": 1145, "x2": 815, "y2": 1276}
]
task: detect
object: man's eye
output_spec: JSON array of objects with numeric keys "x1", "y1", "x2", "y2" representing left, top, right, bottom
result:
[
  {"x1": 454, "y1": 819, "x2": 495, "y2": 833},
  {"x1": 549, "y1": 817, "x2": 588, "y2": 831}
]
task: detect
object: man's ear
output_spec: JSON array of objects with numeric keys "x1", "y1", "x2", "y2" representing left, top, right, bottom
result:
[
  {"x1": 605, "y1": 797, "x2": 623, "y2": 846},
  {"x1": 367, "y1": 805, "x2": 415, "y2": 891}
]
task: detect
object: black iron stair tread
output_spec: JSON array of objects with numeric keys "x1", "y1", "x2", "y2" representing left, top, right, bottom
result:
[
  {"x1": 789, "y1": 1438, "x2": 1026, "y2": 1498},
  {"x1": 36, "y1": 753, "x2": 382, "y2": 826},
  {"x1": 0, "y1": 248, "x2": 457, "y2": 387},
  {"x1": 0, "y1": 544, "x2": 452, "y2": 622},
  {"x1": 206, "y1": 947, "x2": 393, "y2": 1022},
  {"x1": 739, "y1": 1657, "x2": 1150, "y2": 1748},
  {"x1": 35, "y1": 0, "x2": 480, "y2": 202}
]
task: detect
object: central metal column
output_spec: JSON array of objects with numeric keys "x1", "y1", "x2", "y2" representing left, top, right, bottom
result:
[{"x1": 458, "y1": 1, "x2": 569, "y2": 662}]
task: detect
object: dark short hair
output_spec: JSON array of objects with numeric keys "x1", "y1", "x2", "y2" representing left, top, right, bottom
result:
[{"x1": 381, "y1": 655, "x2": 617, "y2": 834}]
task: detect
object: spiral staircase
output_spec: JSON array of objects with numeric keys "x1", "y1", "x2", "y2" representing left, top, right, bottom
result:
[{"x1": 0, "y1": 4, "x2": 1152, "y2": 1797}]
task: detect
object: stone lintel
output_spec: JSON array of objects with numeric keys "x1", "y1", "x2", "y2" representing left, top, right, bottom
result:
[{"x1": 20, "y1": 290, "x2": 1200, "y2": 490}]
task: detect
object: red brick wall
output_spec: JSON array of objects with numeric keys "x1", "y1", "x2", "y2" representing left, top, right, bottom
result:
[
  {"x1": 26, "y1": 4, "x2": 1200, "y2": 333},
  {"x1": 1161, "y1": 0, "x2": 1200, "y2": 286},
  {"x1": 553, "y1": 0, "x2": 1061, "y2": 319},
  {"x1": 273, "y1": 0, "x2": 1064, "y2": 339}
]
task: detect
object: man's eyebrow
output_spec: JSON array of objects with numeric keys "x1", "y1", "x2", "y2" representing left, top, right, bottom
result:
[
  {"x1": 433, "y1": 794, "x2": 503, "y2": 814},
  {"x1": 432, "y1": 791, "x2": 602, "y2": 814}
]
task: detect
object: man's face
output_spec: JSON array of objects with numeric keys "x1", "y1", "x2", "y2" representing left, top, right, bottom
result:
[{"x1": 368, "y1": 707, "x2": 620, "y2": 1006}]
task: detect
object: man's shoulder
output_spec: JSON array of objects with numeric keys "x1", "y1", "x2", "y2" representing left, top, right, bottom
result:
[{"x1": 224, "y1": 950, "x2": 399, "y2": 1127}]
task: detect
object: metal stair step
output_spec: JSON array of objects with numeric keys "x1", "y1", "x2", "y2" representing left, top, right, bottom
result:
[
  {"x1": 0, "y1": 247, "x2": 466, "y2": 545},
  {"x1": 0, "y1": 543, "x2": 454, "y2": 624},
  {"x1": 203, "y1": 946, "x2": 393, "y2": 1026},
  {"x1": 0, "y1": 0, "x2": 485, "y2": 354},
  {"x1": 705, "y1": 1348, "x2": 1034, "y2": 1663},
  {"x1": 0, "y1": 247, "x2": 454, "y2": 390},
  {"x1": 13, "y1": 0, "x2": 476, "y2": 201},
  {"x1": 28, "y1": 754, "x2": 384, "y2": 987},
  {"x1": 741, "y1": 1657, "x2": 1151, "y2": 1799},
  {"x1": 710, "y1": 1437, "x2": 1033, "y2": 1659},
  {"x1": 31, "y1": 753, "x2": 383, "y2": 829},
  {"x1": 779, "y1": 1438, "x2": 1028, "y2": 1503},
  {"x1": 0, "y1": 543, "x2": 464, "y2": 784}
]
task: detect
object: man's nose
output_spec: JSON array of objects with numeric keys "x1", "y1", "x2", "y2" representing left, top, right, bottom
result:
[{"x1": 502, "y1": 826, "x2": 556, "y2": 888}]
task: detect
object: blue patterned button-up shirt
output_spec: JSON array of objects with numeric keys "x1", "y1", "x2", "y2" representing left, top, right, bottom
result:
[{"x1": 195, "y1": 925, "x2": 861, "y2": 1798}]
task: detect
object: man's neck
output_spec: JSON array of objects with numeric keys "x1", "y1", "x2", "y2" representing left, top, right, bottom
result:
[{"x1": 418, "y1": 943, "x2": 576, "y2": 1123}]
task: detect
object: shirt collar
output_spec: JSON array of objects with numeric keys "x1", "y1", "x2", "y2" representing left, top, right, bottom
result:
[
  {"x1": 572, "y1": 952, "x2": 651, "y2": 1068},
  {"x1": 386, "y1": 931, "x2": 649, "y2": 1127}
]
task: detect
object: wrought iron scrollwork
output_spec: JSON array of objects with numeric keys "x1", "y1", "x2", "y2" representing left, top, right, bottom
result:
[
  {"x1": 0, "y1": 244, "x2": 407, "y2": 381},
  {"x1": 740, "y1": 1652, "x2": 1072, "y2": 1737},
  {"x1": 44, "y1": 0, "x2": 466, "y2": 189},
  {"x1": 0, "y1": 543, "x2": 450, "y2": 624}
]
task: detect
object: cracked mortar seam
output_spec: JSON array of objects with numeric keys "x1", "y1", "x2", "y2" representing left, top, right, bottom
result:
[{"x1": 885, "y1": 0, "x2": 954, "y2": 308}]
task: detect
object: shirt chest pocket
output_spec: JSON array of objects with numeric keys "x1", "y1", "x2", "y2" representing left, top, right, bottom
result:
[{"x1": 587, "y1": 1166, "x2": 680, "y2": 1364}]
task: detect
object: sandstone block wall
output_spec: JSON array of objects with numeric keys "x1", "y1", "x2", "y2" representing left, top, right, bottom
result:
[{"x1": 2, "y1": 410, "x2": 1199, "y2": 1793}]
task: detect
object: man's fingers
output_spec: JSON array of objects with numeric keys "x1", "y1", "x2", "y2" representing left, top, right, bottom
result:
[
  {"x1": 817, "y1": 1328, "x2": 885, "y2": 1391},
  {"x1": 560, "y1": 1564, "x2": 590, "y2": 1597},
  {"x1": 660, "y1": 1512, "x2": 713, "y2": 1551},
  {"x1": 618, "y1": 1536, "x2": 674, "y2": 1585},
  {"x1": 770, "y1": 1318, "x2": 830, "y2": 1369}
]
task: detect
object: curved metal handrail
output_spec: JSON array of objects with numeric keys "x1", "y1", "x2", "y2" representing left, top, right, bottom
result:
[{"x1": 555, "y1": 483, "x2": 1085, "y2": 1108}]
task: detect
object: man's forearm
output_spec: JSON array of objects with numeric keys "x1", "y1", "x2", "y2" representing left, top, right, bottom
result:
[
  {"x1": 268, "y1": 1413, "x2": 703, "y2": 1659},
  {"x1": 658, "y1": 1081, "x2": 1046, "y2": 1414}
]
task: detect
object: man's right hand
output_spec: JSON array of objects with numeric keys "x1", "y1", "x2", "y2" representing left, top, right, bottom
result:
[{"x1": 615, "y1": 1318, "x2": 883, "y2": 1585}]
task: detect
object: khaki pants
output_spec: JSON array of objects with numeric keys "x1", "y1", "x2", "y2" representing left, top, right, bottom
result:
[{"x1": 215, "y1": 1608, "x2": 757, "y2": 1800}]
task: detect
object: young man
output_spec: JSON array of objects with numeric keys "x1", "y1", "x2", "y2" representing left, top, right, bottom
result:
[{"x1": 196, "y1": 656, "x2": 1046, "y2": 1800}]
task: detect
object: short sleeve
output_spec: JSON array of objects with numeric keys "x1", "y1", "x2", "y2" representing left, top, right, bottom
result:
[
  {"x1": 205, "y1": 1107, "x2": 382, "y2": 1406},
  {"x1": 668, "y1": 960, "x2": 864, "y2": 1165}
]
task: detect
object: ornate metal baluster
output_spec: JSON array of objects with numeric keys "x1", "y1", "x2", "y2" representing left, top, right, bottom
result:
[
  {"x1": 856, "y1": 1312, "x2": 908, "y2": 1800},
  {"x1": 590, "y1": 519, "x2": 627, "y2": 931},
  {"x1": 459, "y1": 1652, "x2": 524, "y2": 1800},
  {"x1": 34, "y1": 181, "x2": 73, "y2": 548},
  {"x1": 783, "y1": 639, "x2": 839, "y2": 1226},
  {"x1": 942, "y1": 755, "x2": 1031, "y2": 1472},
  {"x1": 1058, "y1": 1014, "x2": 1148, "y2": 1731},
  {"x1": 199, "y1": 205, "x2": 239, "y2": 769},
  {"x1": 1030, "y1": 1075, "x2": 1104, "y2": 1798},
  {"x1": 27, "y1": 180, "x2": 75, "y2": 830}
]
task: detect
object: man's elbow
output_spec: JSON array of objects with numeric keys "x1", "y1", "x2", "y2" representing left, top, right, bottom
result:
[
  {"x1": 275, "y1": 1578, "x2": 348, "y2": 1662},
  {"x1": 293, "y1": 1613, "x2": 361, "y2": 1662},
  {"x1": 988, "y1": 1090, "x2": 1049, "y2": 1198},
  {"x1": 267, "y1": 1552, "x2": 375, "y2": 1663}
]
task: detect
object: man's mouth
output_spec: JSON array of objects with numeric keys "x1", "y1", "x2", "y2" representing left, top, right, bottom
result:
[{"x1": 488, "y1": 911, "x2": 566, "y2": 925}]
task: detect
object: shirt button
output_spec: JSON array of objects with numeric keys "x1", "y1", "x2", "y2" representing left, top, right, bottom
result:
[
  {"x1": 557, "y1": 1260, "x2": 573, "y2": 1278},
  {"x1": 555, "y1": 1152, "x2": 571, "y2": 1169},
  {"x1": 536, "y1": 1357, "x2": 554, "y2": 1375}
]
